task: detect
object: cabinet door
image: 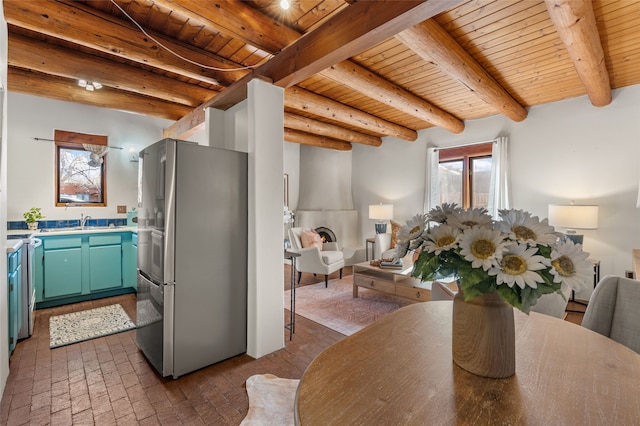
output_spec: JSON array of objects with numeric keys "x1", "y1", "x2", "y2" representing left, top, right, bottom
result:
[
  {"x1": 89, "y1": 245, "x2": 122, "y2": 291},
  {"x1": 44, "y1": 248, "x2": 83, "y2": 298},
  {"x1": 8, "y1": 269, "x2": 19, "y2": 353}
]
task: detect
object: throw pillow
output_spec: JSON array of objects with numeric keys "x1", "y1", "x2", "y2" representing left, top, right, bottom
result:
[
  {"x1": 300, "y1": 228, "x2": 323, "y2": 250},
  {"x1": 390, "y1": 220, "x2": 403, "y2": 248}
]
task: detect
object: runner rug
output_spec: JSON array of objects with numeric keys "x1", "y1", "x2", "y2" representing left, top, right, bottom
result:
[
  {"x1": 49, "y1": 304, "x2": 136, "y2": 349},
  {"x1": 284, "y1": 275, "x2": 415, "y2": 336}
]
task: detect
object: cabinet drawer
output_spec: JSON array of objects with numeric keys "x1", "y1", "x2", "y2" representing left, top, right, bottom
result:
[
  {"x1": 396, "y1": 284, "x2": 429, "y2": 302},
  {"x1": 89, "y1": 235, "x2": 122, "y2": 246},
  {"x1": 353, "y1": 274, "x2": 395, "y2": 294},
  {"x1": 132, "y1": 233, "x2": 138, "y2": 246},
  {"x1": 43, "y1": 237, "x2": 82, "y2": 250}
]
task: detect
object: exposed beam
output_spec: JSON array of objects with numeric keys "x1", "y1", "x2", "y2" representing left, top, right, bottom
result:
[
  {"x1": 258, "y1": 0, "x2": 464, "y2": 89},
  {"x1": 3, "y1": 0, "x2": 246, "y2": 87},
  {"x1": 322, "y1": 61, "x2": 464, "y2": 133},
  {"x1": 285, "y1": 87, "x2": 417, "y2": 141},
  {"x1": 544, "y1": 0, "x2": 611, "y2": 107},
  {"x1": 9, "y1": 68, "x2": 191, "y2": 121},
  {"x1": 284, "y1": 129, "x2": 352, "y2": 151},
  {"x1": 154, "y1": 0, "x2": 298, "y2": 54},
  {"x1": 8, "y1": 32, "x2": 215, "y2": 107},
  {"x1": 397, "y1": 19, "x2": 528, "y2": 122},
  {"x1": 284, "y1": 112, "x2": 382, "y2": 147},
  {"x1": 161, "y1": 0, "x2": 463, "y2": 134}
]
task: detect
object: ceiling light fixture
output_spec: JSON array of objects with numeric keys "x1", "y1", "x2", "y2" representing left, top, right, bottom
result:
[
  {"x1": 280, "y1": 0, "x2": 290, "y2": 10},
  {"x1": 78, "y1": 79, "x2": 103, "y2": 91}
]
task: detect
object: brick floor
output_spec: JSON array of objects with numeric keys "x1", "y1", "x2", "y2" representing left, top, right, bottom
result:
[{"x1": 1, "y1": 291, "x2": 344, "y2": 425}]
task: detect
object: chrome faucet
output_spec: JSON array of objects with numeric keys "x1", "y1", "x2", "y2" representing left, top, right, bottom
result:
[{"x1": 80, "y1": 213, "x2": 92, "y2": 228}]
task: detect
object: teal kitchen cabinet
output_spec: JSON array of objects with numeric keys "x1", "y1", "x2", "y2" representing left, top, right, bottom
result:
[
  {"x1": 43, "y1": 237, "x2": 83, "y2": 299},
  {"x1": 35, "y1": 232, "x2": 136, "y2": 308},
  {"x1": 89, "y1": 235, "x2": 122, "y2": 291},
  {"x1": 7, "y1": 250, "x2": 22, "y2": 353}
]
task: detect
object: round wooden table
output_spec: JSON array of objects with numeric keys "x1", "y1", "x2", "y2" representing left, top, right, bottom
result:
[{"x1": 295, "y1": 302, "x2": 640, "y2": 425}]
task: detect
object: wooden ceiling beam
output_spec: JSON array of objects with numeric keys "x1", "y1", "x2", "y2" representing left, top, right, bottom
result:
[
  {"x1": 322, "y1": 61, "x2": 464, "y2": 133},
  {"x1": 284, "y1": 112, "x2": 382, "y2": 147},
  {"x1": 544, "y1": 0, "x2": 611, "y2": 107},
  {"x1": 396, "y1": 20, "x2": 528, "y2": 122},
  {"x1": 3, "y1": 0, "x2": 245, "y2": 87},
  {"x1": 284, "y1": 129, "x2": 352, "y2": 151},
  {"x1": 285, "y1": 87, "x2": 417, "y2": 141},
  {"x1": 8, "y1": 67, "x2": 191, "y2": 121},
  {"x1": 160, "y1": 0, "x2": 463, "y2": 134},
  {"x1": 8, "y1": 32, "x2": 216, "y2": 107}
]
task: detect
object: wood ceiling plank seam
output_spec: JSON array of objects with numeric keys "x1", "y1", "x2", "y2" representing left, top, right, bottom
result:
[
  {"x1": 479, "y1": 33, "x2": 566, "y2": 64},
  {"x1": 436, "y1": 0, "x2": 529, "y2": 35},
  {"x1": 435, "y1": 0, "x2": 507, "y2": 29},
  {"x1": 484, "y1": 44, "x2": 573, "y2": 74},
  {"x1": 293, "y1": 0, "x2": 348, "y2": 33}
]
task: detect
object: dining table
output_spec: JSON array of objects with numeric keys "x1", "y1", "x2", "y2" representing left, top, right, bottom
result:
[{"x1": 295, "y1": 301, "x2": 640, "y2": 425}]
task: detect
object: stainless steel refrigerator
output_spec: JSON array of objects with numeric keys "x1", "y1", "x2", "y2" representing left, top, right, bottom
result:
[{"x1": 136, "y1": 138, "x2": 247, "y2": 378}]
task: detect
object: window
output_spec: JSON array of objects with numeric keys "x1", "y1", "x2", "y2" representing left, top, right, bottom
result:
[
  {"x1": 55, "y1": 130, "x2": 107, "y2": 207},
  {"x1": 437, "y1": 143, "x2": 493, "y2": 209}
]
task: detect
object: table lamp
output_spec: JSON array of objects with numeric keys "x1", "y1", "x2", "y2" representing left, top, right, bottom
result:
[
  {"x1": 369, "y1": 204, "x2": 393, "y2": 234},
  {"x1": 548, "y1": 204, "x2": 599, "y2": 244}
]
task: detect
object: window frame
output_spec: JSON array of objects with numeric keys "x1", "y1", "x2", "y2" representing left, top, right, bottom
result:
[
  {"x1": 54, "y1": 130, "x2": 108, "y2": 207},
  {"x1": 438, "y1": 143, "x2": 493, "y2": 209}
]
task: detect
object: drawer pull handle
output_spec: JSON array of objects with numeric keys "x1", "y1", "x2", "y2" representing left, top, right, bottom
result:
[
  {"x1": 416, "y1": 291, "x2": 421, "y2": 299},
  {"x1": 369, "y1": 281, "x2": 375, "y2": 287}
]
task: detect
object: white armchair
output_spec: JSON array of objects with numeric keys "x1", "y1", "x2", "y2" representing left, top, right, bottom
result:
[
  {"x1": 288, "y1": 227, "x2": 345, "y2": 287},
  {"x1": 373, "y1": 233, "x2": 396, "y2": 260}
]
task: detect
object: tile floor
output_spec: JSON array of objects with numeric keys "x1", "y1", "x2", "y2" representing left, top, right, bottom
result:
[{"x1": 0, "y1": 292, "x2": 343, "y2": 425}]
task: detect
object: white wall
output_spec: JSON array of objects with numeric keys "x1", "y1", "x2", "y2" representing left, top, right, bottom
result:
[
  {"x1": 0, "y1": 0, "x2": 10, "y2": 396},
  {"x1": 6, "y1": 93, "x2": 174, "y2": 222},
  {"x1": 351, "y1": 85, "x2": 640, "y2": 297}
]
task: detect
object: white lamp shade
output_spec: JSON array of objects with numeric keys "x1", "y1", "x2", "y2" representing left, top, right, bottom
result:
[
  {"x1": 369, "y1": 204, "x2": 394, "y2": 220},
  {"x1": 548, "y1": 204, "x2": 599, "y2": 230}
]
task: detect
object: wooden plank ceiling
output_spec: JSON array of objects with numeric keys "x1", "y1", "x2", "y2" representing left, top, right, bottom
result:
[{"x1": 5, "y1": 0, "x2": 640, "y2": 150}]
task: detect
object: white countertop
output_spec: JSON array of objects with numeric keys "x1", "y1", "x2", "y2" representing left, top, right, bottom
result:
[
  {"x1": 7, "y1": 226, "x2": 137, "y2": 238},
  {"x1": 5, "y1": 239, "x2": 24, "y2": 253}
]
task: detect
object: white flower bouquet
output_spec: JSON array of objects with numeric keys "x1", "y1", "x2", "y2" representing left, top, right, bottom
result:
[{"x1": 394, "y1": 203, "x2": 593, "y2": 313}]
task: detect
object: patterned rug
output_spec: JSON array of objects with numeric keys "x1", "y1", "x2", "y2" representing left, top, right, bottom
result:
[
  {"x1": 49, "y1": 304, "x2": 136, "y2": 349},
  {"x1": 285, "y1": 275, "x2": 415, "y2": 335}
]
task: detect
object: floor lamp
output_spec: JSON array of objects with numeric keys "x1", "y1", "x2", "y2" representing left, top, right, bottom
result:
[{"x1": 548, "y1": 203, "x2": 599, "y2": 312}]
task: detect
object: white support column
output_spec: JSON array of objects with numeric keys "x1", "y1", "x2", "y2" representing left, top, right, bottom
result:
[{"x1": 246, "y1": 79, "x2": 285, "y2": 357}]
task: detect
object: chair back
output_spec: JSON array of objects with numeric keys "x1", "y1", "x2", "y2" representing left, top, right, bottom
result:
[
  {"x1": 582, "y1": 275, "x2": 640, "y2": 353},
  {"x1": 430, "y1": 281, "x2": 457, "y2": 301},
  {"x1": 288, "y1": 227, "x2": 304, "y2": 250}
]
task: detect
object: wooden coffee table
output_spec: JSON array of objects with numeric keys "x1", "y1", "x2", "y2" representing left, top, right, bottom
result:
[{"x1": 352, "y1": 260, "x2": 436, "y2": 302}]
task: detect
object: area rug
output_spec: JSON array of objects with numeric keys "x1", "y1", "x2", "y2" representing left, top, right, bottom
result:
[
  {"x1": 240, "y1": 374, "x2": 299, "y2": 426},
  {"x1": 49, "y1": 304, "x2": 136, "y2": 349},
  {"x1": 285, "y1": 275, "x2": 415, "y2": 335}
]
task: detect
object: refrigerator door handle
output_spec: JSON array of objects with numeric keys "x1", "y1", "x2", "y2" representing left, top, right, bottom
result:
[{"x1": 163, "y1": 140, "x2": 177, "y2": 284}]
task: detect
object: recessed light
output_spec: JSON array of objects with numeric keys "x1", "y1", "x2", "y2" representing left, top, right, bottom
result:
[{"x1": 280, "y1": 0, "x2": 290, "y2": 10}]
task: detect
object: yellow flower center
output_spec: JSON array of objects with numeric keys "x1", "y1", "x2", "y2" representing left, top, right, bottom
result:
[
  {"x1": 410, "y1": 226, "x2": 421, "y2": 234},
  {"x1": 502, "y1": 255, "x2": 527, "y2": 275},
  {"x1": 551, "y1": 255, "x2": 575, "y2": 277},
  {"x1": 470, "y1": 239, "x2": 496, "y2": 259},
  {"x1": 512, "y1": 225, "x2": 536, "y2": 241},
  {"x1": 436, "y1": 236, "x2": 455, "y2": 247}
]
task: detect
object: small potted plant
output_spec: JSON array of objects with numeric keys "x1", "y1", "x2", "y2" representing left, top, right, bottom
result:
[{"x1": 23, "y1": 207, "x2": 45, "y2": 231}]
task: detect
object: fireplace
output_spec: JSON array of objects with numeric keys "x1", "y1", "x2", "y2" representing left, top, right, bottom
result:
[{"x1": 315, "y1": 227, "x2": 336, "y2": 243}]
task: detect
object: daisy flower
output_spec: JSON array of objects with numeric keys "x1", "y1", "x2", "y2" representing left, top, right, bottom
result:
[
  {"x1": 548, "y1": 239, "x2": 592, "y2": 292},
  {"x1": 497, "y1": 209, "x2": 557, "y2": 246},
  {"x1": 448, "y1": 207, "x2": 493, "y2": 230},
  {"x1": 459, "y1": 227, "x2": 507, "y2": 271},
  {"x1": 423, "y1": 224, "x2": 461, "y2": 255},
  {"x1": 393, "y1": 240, "x2": 410, "y2": 260},
  {"x1": 428, "y1": 202, "x2": 461, "y2": 224},
  {"x1": 397, "y1": 214, "x2": 427, "y2": 243},
  {"x1": 489, "y1": 242, "x2": 547, "y2": 289}
]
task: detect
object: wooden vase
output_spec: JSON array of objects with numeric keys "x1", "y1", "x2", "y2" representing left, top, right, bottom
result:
[{"x1": 452, "y1": 289, "x2": 515, "y2": 378}]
